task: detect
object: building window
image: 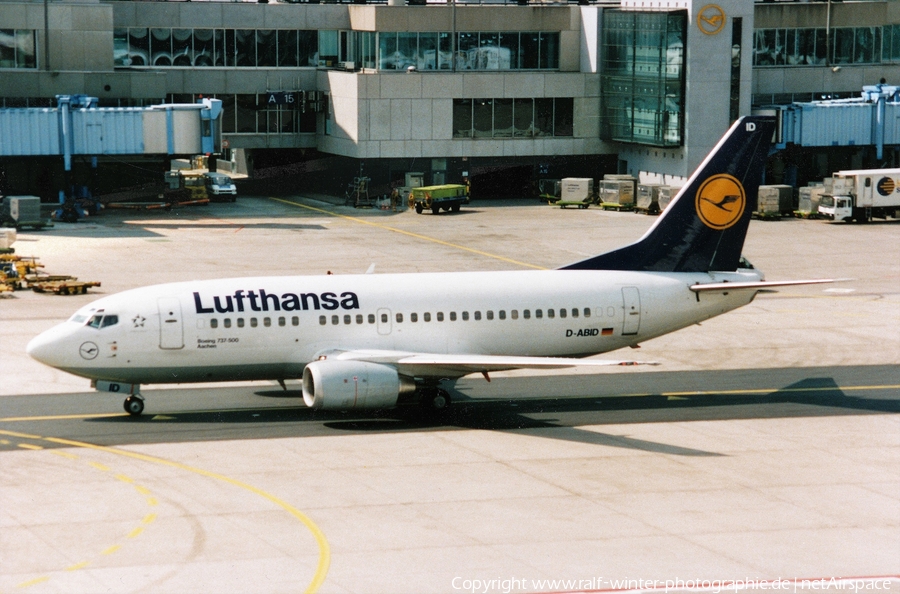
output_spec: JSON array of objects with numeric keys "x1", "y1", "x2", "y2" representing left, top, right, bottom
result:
[
  {"x1": 601, "y1": 10, "x2": 686, "y2": 148},
  {"x1": 116, "y1": 27, "x2": 317, "y2": 68},
  {"x1": 753, "y1": 26, "x2": 883, "y2": 67},
  {"x1": 453, "y1": 98, "x2": 573, "y2": 139},
  {"x1": 0, "y1": 30, "x2": 36, "y2": 69},
  {"x1": 354, "y1": 30, "x2": 558, "y2": 72}
]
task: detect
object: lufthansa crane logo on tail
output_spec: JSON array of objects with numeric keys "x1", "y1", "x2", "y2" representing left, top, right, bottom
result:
[{"x1": 695, "y1": 174, "x2": 746, "y2": 230}]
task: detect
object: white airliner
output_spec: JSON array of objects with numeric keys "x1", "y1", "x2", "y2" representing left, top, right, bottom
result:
[{"x1": 27, "y1": 116, "x2": 831, "y2": 416}]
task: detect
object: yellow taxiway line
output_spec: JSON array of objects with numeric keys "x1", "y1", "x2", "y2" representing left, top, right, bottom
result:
[{"x1": 267, "y1": 196, "x2": 547, "y2": 270}]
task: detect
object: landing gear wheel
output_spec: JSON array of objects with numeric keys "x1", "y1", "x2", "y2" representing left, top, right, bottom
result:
[
  {"x1": 422, "y1": 388, "x2": 450, "y2": 410},
  {"x1": 124, "y1": 395, "x2": 144, "y2": 416}
]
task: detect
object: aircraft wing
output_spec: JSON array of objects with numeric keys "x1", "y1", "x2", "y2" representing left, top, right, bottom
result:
[
  {"x1": 316, "y1": 349, "x2": 658, "y2": 379},
  {"x1": 690, "y1": 278, "x2": 839, "y2": 292}
]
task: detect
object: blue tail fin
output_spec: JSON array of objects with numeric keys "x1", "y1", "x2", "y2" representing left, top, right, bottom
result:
[{"x1": 561, "y1": 116, "x2": 776, "y2": 273}]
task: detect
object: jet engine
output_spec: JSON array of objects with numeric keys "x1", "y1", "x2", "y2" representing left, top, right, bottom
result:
[{"x1": 302, "y1": 360, "x2": 416, "y2": 410}]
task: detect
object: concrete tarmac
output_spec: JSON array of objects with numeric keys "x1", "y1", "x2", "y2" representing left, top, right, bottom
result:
[{"x1": 1, "y1": 196, "x2": 898, "y2": 593}]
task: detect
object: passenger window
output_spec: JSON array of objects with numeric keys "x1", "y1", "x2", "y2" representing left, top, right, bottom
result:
[
  {"x1": 499, "y1": 310, "x2": 506, "y2": 320},
  {"x1": 523, "y1": 310, "x2": 530, "y2": 319},
  {"x1": 571, "y1": 308, "x2": 578, "y2": 318},
  {"x1": 224, "y1": 318, "x2": 232, "y2": 328},
  {"x1": 332, "y1": 315, "x2": 339, "y2": 325},
  {"x1": 607, "y1": 306, "x2": 615, "y2": 317},
  {"x1": 100, "y1": 315, "x2": 119, "y2": 328},
  {"x1": 583, "y1": 308, "x2": 591, "y2": 318},
  {"x1": 237, "y1": 318, "x2": 245, "y2": 328},
  {"x1": 437, "y1": 312, "x2": 444, "y2": 322},
  {"x1": 319, "y1": 316, "x2": 326, "y2": 325},
  {"x1": 450, "y1": 312, "x2": 457, "y2": 321},
  {"x1": 535, "y1": 309, "x2": 543, "y2": 319},
  {"x1": 474, "y1": 311, "x2": 482, "y2": 321},
  {"x1": 424, "y1": 312, "x2": 431, "y2": 322},
  {"x1": 279, "y1": 317, "x2": 286, "y2": 327},
  {"x1": 264, "y1": 317, "x2": 271, "y2": 327},
  {"x1": 381, "y1": 313, "x2": 388, "y2": 323},
  {"x1": 250, "y1": 318, "x2": 258, "y2": 328},
  {"x1": 548, "y1": 309, "x2": 555, "y2": 319},
  {"x1": 560, "y1": 309, "x2": 567, "y2": 319},
  {"x1": 211, "y1": 318, "x2": 218, "y2": 329},
  {"x1": 511, "y1": 310, "x2": 518, "y2": 320},
  {"x1": 356, "y1": 314, "x2": 363, "y2": 324},
  {"x1": 343, "y1": 315, "x2": 351, "y2": 325},
  {"x1": 486, "y1": 310, "x2": 494, "y2": 320},
  {"x1": 396, "y1": 313, "x2": 404, "y2": 323},
  {"x1": 369, "y1": 314, "x2": 376, "y2": 324},
  {"x1": 411, "y1": 313, "x2": 418, "y2": 323},
  {"x1": 292, "y1": 316, "x2": 299, "y2": 326},
  {"x1": 462, "y1": 311, "x2": 469, "y2": 321}
]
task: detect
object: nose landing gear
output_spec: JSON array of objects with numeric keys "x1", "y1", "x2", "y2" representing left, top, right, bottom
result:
[{"x1": 124, "y1": 394, "x2": 145, "y2": 416}]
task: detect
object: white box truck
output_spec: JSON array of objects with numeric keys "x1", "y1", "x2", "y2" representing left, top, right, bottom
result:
[{"x1": 818, "y1": 169, "x2": 900, "y2": 222}]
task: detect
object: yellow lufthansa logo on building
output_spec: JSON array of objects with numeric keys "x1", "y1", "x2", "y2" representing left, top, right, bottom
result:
[
  {"x1": 697, "y1": 4, "x2": 726, "y2": 35},
  {"x1": 695, "y1": 174, "x2": 745, "y2": 230}
]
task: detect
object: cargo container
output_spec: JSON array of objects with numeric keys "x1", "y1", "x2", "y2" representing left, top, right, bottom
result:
[
  {"x1": 798, "y1": 184, "x2": 827, "y2": 217},
  {"x1": 0, "y1": 196, "x2": 50, "y2": 229},
  {"x1": 756, "y1": 185, "x2": 794, "y2": 218},
  {"x1": 598, "y1": 176, "x2": 635, "y2": 209},
  {"x1": 636, "y1": 184, "x2": 664, "y2": 214},
  {"x1": 559, "y1": 178, "x2": 594, "y2": 204},
  {"x1": 818, "y1": 169, "x2": 900, "y2": 222},
  {"x1": 658, "y1": 185, "x2": 679, "y2": 213}
]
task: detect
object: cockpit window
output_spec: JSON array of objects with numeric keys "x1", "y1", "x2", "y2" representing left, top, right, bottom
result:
[
  {"x1": 71, "y1": 314, "x2": 88, "y2": 324},
  {"x1": 86, "y1": 311, "x2": 118, "y2": 329}
]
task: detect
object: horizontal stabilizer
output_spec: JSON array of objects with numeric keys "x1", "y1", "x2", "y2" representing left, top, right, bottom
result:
[{"x1": 690, "y1": 278, "x2": 839, "y2": 292}]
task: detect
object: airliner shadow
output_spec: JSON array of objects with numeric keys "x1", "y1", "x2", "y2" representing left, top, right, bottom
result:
[{"x1": 72, "y1": 369, "x2": 900, "y2": 454}]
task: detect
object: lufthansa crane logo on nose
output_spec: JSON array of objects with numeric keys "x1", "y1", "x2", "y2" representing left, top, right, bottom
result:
[
  {"x1": 695, "y1": 174, "x2": 746, "y2": 230},
  {"x1": 79, "y1": 341, "x2": 99, "y2": 360}
]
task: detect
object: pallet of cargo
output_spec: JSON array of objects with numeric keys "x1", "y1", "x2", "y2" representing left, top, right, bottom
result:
[
  {"x1": 600, "y1": 202, "x2": 634, "y2": 211},
  {"x1": 633, "y1": 205, "x2": 661, "y2": 215},
  {"x1": 752, "y1": 211, "x2": 782, "y2": 220},
  {"x1": 30, "y1": 277, "x2": 101, "y2": 295},
  {"x1": 556, "y1": 200, "x2": 591, "y2": 209}
]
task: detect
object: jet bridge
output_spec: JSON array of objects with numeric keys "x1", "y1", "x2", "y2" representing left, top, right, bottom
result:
[
  {"x1": 0, "y1": 95, "x2": 222, "y2": 168},
  {"x1": 764, "y1": 84, "x2": 900, "y2": 161}
]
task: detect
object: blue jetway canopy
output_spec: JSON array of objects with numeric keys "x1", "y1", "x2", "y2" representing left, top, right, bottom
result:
[
  {"x1": 762, "y1": 85, "x2": 900, "y2": 160},
  {"x1": 0, "y1": 95, "x2": 223, "y2": 166}
]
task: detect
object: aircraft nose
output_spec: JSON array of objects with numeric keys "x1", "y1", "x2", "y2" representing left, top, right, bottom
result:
[{"x1": 27, "y1": 325, "x2": 69, "y2": 368}]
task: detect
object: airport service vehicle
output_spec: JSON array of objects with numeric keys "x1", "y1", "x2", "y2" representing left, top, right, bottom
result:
[
  {"x1": 409, "y1": 184, "x2": 468, "y2": 214},
  {"x1": 203, "y1": 172, "x2": 237, "y2": 202},
  {"x1": 27, "y1": 116, "x2": 833, "y2": 416},
  {"x1": 818, "y1": 169, "x2": 900, "y2": 222}
]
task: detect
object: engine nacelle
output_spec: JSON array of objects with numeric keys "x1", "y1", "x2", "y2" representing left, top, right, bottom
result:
[{"x1": 302, "y1": 360, "x2": 414, "y2": 410}]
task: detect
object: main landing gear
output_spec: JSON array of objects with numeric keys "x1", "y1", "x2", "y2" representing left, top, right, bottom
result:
[
  {"x1": 419, "y1": 386, "x2": 451, "y2": 411},
  {"x1": 124, "y1": 394, "x2": 145, "y2": 416}
]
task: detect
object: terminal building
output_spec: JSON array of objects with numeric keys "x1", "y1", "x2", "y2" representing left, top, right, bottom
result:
[{"x1": 1, "y1": 0, "x2": 899, "y2": 198}]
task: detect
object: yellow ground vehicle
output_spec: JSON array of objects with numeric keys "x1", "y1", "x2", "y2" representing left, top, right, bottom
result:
[{"x1": 408, "y1": 184, "x2": 469, "y2": 214}]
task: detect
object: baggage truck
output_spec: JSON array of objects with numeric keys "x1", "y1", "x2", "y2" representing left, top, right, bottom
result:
[
  {"x1": 818, "y1": 169, "x2": 900, "y2": 222},
  {"x1": 409, "y1": 184, "x2": 469, "y2": 214}
]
